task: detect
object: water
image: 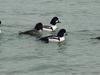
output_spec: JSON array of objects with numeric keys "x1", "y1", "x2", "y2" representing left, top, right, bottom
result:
[{"x1": 0, "y1": 0, "x2": 100, "y2": 75}]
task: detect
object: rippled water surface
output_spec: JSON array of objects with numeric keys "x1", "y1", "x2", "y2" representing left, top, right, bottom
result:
[{"x1": 0, "y1": 0, "x2": 100, "y2": 75}]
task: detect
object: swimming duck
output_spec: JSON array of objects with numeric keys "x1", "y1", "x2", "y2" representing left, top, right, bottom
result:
[
  {"x1": 43, "y1": 16, "x2": 61, "y2": 31},
  {"x1": 39, "y1": 29, "x2": 67, "y2": 43},
  {"x1": 19, "y1": 22, "x2": 43, "y2": 36}
]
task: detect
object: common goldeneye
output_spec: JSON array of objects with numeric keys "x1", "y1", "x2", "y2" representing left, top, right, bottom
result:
[
  {"x1": 43, "y1": 16, "x2": 61, "y2": 31},
  {"x1": 19, "y1": 22, "x2": 43, "y2": 36},
  {"x1": 39, "y1": 29, "x2": 67, "y2": 43}
]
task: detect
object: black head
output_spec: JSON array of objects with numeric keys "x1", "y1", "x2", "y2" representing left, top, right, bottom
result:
[
  {"x1": 0, "y1": 20, "x2": 1, "y2": 24},
  {"x1": 57, "y1": 29, "x2": 66, "y2": 37},
  {"x1": 34, "y1": 22, "x2": 43, "y2": 30},
  {"x1": 50, "y1": 16, "x2": 61, "y2": 25}
]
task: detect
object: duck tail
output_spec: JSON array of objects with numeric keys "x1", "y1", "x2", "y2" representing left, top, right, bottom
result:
[
  {"x1": 19, "y1": 31, "x2": 24, "y2": 35},
  {"x1": 91, "y1": 37, "x2": 100, "y2": 40},
  {"x1": 39, "y1": 36, "x2": 49, "y2": 43}
]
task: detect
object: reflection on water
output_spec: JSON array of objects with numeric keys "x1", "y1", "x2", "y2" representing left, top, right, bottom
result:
[
  {"x1": 57, "y1": 42, "x2": 67, "y2": 54},
  {"x1": 0, "y1": 0, "x2": 100, "y2": 75}
]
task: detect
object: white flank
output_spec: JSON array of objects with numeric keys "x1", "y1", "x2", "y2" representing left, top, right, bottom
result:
[
  {"x1": 49, "y1": 37, "x2": 65, "y2": 42},
  {"x1": 43, "y1": 28, "x2": 53, "y2": 31},
  {"x1": 43, "y1": 25, "x2": 57, "y2": 31}
]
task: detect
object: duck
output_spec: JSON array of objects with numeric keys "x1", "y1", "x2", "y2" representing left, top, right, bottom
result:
[
  {"x1": 39, "y1": 29, "x2": 67, "y2": 43},
  {"x1": 43, "y1": 16, "x2": 61, "y2": 31},
  {"x1": 19, "y1": 22, "x2": 43, "y2": 36}
]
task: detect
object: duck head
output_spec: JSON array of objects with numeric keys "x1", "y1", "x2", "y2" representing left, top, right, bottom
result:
[
  {"x1": 57, "y1": 29, "x2": 67, "y2": 37},
  {"x1": 50, "y1": 17, "x2": 61, "y2": 25},
  {"x1": 34, "y1": 22, "x2": 43, "y2": 31}
]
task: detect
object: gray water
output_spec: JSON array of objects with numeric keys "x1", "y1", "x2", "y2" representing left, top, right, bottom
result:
[{"x1": 0, "y1": 0, "x2": 100, "y2": 75}]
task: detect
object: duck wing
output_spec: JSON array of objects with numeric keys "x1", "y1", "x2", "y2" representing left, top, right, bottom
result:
[
  {"x1": 19, "y1": 29, "x2": 39, "y2": 36},
  {"x1": 39, "y1": 35, "x2": 54, "y2": 43},
  {"x1": 93, "y1": 36, "x2": 100, "y2": 40}
]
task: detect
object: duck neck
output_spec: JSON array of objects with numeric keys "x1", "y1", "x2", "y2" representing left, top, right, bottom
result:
[{"x1": 51, "y1": 25, "x2": 57, "y2": 30}]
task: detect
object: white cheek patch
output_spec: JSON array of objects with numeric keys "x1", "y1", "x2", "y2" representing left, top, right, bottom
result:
[{"x1": 56, "y1": 20, "x2": 59, "y2": 23}]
